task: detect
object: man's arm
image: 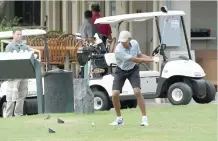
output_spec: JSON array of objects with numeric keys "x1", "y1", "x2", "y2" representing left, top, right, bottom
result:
[
  {"x1": 135, "y1": 40, "x2": 153, "y2": 62},
  {"x1": 116, "y1": 50, "x2": 153, "y2": 63},
  {"x1": 138, "y1": 53, "x2": 153, "y2": 61},
  {"x1": 130, "y1": 56, "x2": 153, "y2": 63}
]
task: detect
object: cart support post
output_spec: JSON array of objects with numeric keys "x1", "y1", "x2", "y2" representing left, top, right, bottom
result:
[{"x1": 181, "y1": 16, "x2": 192, "y2": 60}]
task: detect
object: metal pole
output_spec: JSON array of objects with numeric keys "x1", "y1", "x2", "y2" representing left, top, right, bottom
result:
[
  {"x1": 35, "y1": 60, "x2": 44, "y2": 114},
  {"x1": 115, "y1": 22, "x2": 122, "y2": 45},
  {"x1": 43, "y1": 35, "x2": 51, "y2": 71},
  {"x1": 81, "y1": 66, "x2": 84, "y2": 78},
  {"x1": 84, "y1": 63, "x2": 89, "y2": 80},
  {"x1": 155, "y1": 16, "x2": 162, "y2": 44},
  {"x1": 181, "y1": 16, "x2": 192, "y2": 60},
  {"x1": 152, "y1": 0, "x2": 159, "y2": 71}
]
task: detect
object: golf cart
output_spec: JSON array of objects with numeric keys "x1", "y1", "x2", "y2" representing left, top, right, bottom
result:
[
  {"x1": 0, "y1": 29, "x2": 47, "y2": 118},
  {"x1": 89, "y1": 6, "x2": 216, "y2": 111}
]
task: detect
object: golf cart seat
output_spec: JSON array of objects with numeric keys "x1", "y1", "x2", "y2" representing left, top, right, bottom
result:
[
  {"x1": 139, "y1": 71, "x2": 160, "y2": 77},
  {"x1": 167, "y1": 55, "x2": 189, "y2": 62},
  {"x1": 104, "y1": 53, "x2": 117, "y2": 74},
  {"x1": 104, "y1": 53, "x2": 117, "y2": 66}
]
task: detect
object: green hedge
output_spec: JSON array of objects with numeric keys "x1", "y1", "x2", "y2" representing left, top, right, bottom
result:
[{"x1": 0, "y1": 16, "x2": 22, "y2": 32}]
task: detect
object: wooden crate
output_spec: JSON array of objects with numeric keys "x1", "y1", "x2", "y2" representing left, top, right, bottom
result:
[{"x1": 195, "y1": 50, "x2": 217, "y2": 90}]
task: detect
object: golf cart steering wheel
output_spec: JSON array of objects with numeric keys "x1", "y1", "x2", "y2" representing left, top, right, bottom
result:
[
  {"x1": 152, "y1": 45, "x2": 160, "y2": 56},
  {"x1": 152, "y1": 44, "x2": 166, "y2": 56}
]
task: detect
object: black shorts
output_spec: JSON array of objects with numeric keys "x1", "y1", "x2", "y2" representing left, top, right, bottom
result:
[{"x1": 112, "y1": 65, "x2": 140, "y2": 92}]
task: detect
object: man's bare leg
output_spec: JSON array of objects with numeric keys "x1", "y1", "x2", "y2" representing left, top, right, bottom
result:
[
  {"x1": 112, "y1": 90, "x2": 121, "y2": 116},
  {"x1": 134, "y1": 88, "x2": 149, "y2": 126},
  {"x1": 109, "y1": 90, "x2": 124, "y2": 125},
  {"x1": 133, "y1": 88, "x2": 146, "y2": 116}
]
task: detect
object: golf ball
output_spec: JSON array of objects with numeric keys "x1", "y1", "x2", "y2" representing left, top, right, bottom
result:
[{"x1": 92, "y1": 122, "x2": 95, "y2": 126}]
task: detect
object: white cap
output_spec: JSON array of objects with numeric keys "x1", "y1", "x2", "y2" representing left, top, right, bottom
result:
[{"x1": 118, "y1": 30, "x2": 132, "y2": 42}]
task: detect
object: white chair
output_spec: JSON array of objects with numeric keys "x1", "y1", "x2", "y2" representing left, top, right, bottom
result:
[{"x1": 104, "y1": 53, "x2": 117, "y2": 73}]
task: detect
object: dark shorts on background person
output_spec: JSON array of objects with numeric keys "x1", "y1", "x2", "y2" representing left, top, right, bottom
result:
[{"x1": 112, "y1": 65, "x2": 141, "y2": 92}]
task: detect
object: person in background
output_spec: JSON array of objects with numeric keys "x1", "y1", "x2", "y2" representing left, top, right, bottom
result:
[
  {"x1": 91, "y1": 3, "x2": 112, "y2": 48},
  {"x1": 4, "y1": 27, "x2": 31, "y2": 117},
  {"x1": 80, "y1": 10, "x2": 97, "y2": 44}
]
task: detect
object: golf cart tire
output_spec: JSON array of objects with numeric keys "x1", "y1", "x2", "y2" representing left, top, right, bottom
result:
[
  {"x1": 93, "y1": 91, "x2": 111, "y2": 111},
  {"x1": 24, "y1": 98, "x2": 38, "y2": 115},
  {"x1": 167, "y1": 82, "x2": 193, "y2": 105},
  {"x1": 193, "y1": 80, "x2": 216, "y2": 104},
  {"x1": 127, "y1": 100, "x2": 137, "y2": 108},
  {"x1": 121, "y1": 100, "x2": 137, "y2": 109}
]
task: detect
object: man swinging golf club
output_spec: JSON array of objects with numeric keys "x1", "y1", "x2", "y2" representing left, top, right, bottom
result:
[{"x1": 110, "y1": 30, "x2": 159, "y2": 126}]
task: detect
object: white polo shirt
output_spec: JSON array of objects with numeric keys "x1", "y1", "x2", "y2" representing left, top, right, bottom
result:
[{"x1": 115, "y1": 39, "x2": 142, "y2": 70}]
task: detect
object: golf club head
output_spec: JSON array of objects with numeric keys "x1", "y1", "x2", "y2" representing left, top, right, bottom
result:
[{"x1": 161, "y1": 6, "x2": 168, "y2": 13}]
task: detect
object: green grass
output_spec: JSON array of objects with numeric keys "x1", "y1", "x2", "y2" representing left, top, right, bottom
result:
[{"x1": 0, "y1": 104, "x2": 216, "y2": 141}]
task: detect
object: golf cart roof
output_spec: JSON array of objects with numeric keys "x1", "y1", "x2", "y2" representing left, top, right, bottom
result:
[
  {"x1": 0, "y1": 29, "x2": 46, "y2": 39},
  {"x1": 94, "y1": 10, "x2": 185, "y2": 25}
]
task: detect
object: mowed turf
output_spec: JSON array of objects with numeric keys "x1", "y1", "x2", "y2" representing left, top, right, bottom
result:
[{"x1": 0, "y1": 104, "x2": 216, "y2": 141}]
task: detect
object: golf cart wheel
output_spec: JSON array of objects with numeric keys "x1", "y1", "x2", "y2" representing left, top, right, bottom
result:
[
  {"x1": 193, "y1": 80, "x2": 216, "y2": 104},
  {"x1": 121, "y1": 100, "x2": 137, "y2": 109},
  {"x1": 167, "y1": 82, "x2": 193, "y2": 105},
  {"x1": 120, "y1": 101, "x2": 127, "y2": 109},
  {"x1": 127, "y1": 100, "x2": 137, "y2": 108},
  {"x1": 93, "y1": 91, "x2": 111, "y2": 111}
]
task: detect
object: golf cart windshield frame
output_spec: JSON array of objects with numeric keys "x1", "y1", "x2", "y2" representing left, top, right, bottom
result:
[
  {"x1": 94, "y1": 10, "x2": 192, "y2": 60},
  {"x1": 154, "y1": 16, "x2": 191, "y2": 60}
]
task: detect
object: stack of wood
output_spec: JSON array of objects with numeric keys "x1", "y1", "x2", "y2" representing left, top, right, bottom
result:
[{"x1": 195, "y1": 50, "x2": 217, "y2": 90}]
